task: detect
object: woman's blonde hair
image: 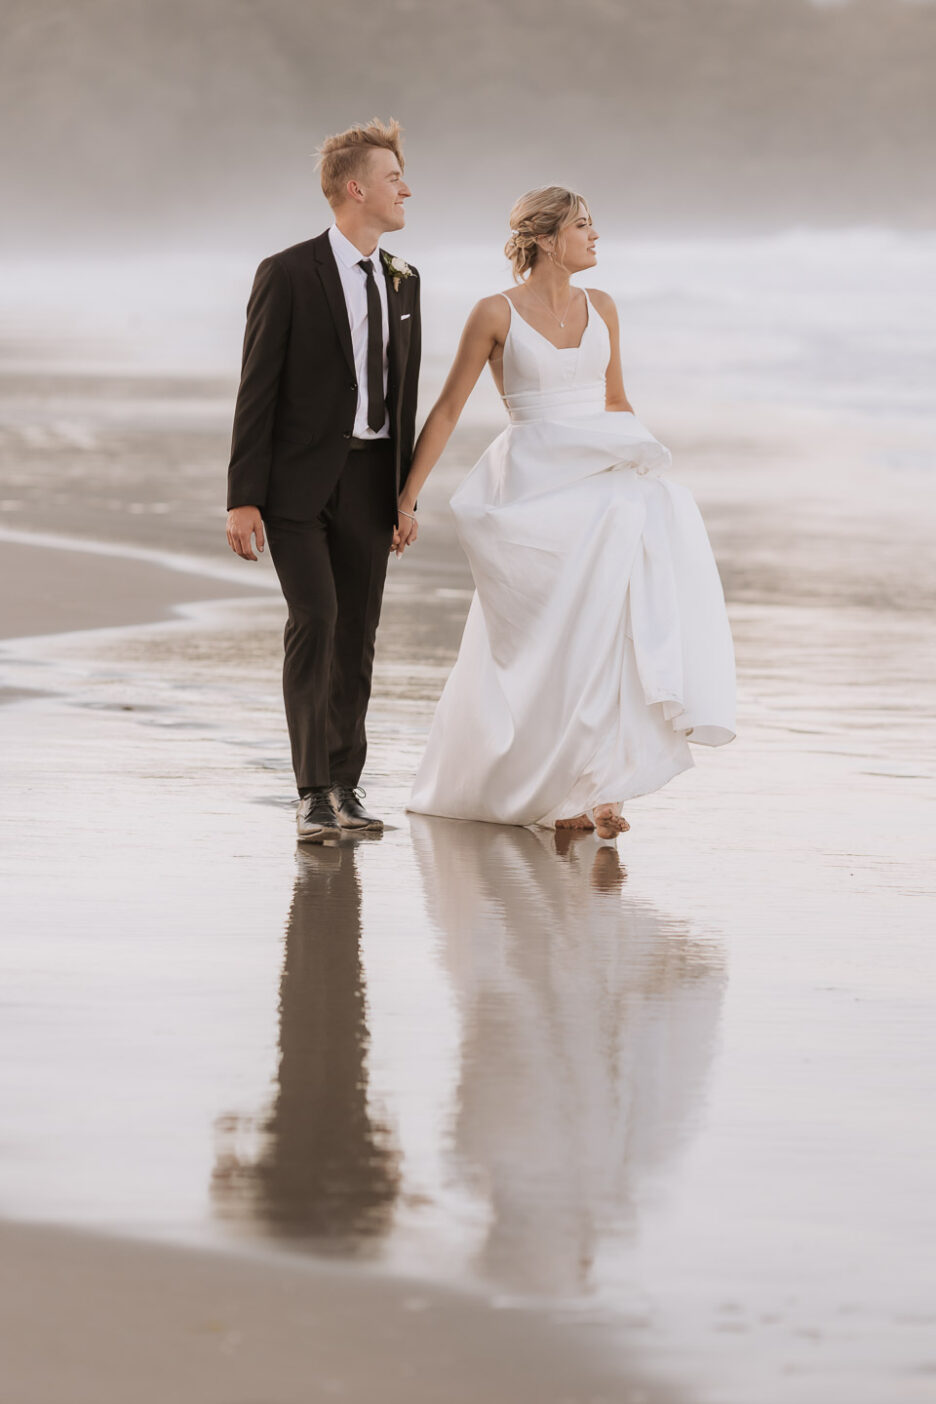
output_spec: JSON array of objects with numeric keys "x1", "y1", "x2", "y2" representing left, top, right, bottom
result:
[
  {"x1": 316, "y1": 117, "x2": 404, "y2": 208},
  {"x1": 504, "y1": 186, "x2": 590, "y2": 282}
]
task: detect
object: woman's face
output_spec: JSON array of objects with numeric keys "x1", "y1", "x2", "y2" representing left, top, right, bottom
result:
[{"x1": 551, "y1": 203, "x2": 599, "y2": 273}]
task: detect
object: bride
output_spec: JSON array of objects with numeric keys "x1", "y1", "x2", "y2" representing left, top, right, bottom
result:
[{"x1": 400, "y1": 187, "x2": 735, "y2": 838}]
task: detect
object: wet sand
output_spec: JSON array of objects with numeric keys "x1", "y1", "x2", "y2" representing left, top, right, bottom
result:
[
  {"x1": 1, "y1": 1221, "x2": 651, "y2": 1404},
  {"x1": 0, "y1": 531, "x2": 274, "y2": 645},
  {"x1": 0, "y1": 539, "x2": 681, "y2": 1404},
  {"x1": 1, "y1": 510, "x2": 934, "y2": 1401}
]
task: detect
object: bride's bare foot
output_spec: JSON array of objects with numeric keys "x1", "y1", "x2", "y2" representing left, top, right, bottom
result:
[
  {"x1": 555, "y1": 813, "x2": 595, "y2": 831},
  {"x1": 592, "y1": 803, "x2": 630, "y2": 840}
]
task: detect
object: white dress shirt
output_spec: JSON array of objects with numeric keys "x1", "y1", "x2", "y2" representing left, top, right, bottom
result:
[{"x1": 328, "y1": 223, "x2": 391, "y2": 439}]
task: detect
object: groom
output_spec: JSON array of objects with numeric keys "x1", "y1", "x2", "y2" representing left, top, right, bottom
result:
[{"x1": 226, "y1": 118, "x2": 421, "y2": 842}]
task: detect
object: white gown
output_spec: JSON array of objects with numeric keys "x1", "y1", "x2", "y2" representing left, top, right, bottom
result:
[{"x1": 408, "y1": 291, "x2": 736, "y2": 829}]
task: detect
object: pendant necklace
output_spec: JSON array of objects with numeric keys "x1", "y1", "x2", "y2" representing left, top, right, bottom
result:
[{"x1": 526, "y1": 282, "x2": 575, "y2": 328}]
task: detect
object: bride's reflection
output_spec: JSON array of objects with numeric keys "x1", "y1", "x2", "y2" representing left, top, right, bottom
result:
[
  {"x1": 410, "y1": 815, "x2": 726, "y2": 1297},
  {"x1": 212, "y1": 843, "x2": 399, "y2": 1250}
]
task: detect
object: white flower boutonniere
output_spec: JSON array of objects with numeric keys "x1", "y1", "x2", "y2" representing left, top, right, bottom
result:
[{"x1": 381, "y1": 250, "x2": 414, "y2": 293}]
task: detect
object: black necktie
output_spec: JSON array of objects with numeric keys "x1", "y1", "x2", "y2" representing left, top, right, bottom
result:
[{"x1": 357, "y1": 258, "x2": 385, "y2": 433}]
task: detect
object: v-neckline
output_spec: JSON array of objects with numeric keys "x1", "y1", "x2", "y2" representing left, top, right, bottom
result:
[{"x1": 506, "y1": 290, "x2": 591, "y2": 353}]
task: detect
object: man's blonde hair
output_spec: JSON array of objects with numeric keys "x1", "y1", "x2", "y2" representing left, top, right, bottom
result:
[{"x1": 316, "y1": 118, "x2": 405, "y2": 208}]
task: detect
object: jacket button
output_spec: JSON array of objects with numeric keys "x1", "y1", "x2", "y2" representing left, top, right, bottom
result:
[
  {"x1": 350, "y1": 381, "x2": 357, "y2": 390},
  {"x1": 342, "y1": 431, "x2": 351, "y2": 439}
]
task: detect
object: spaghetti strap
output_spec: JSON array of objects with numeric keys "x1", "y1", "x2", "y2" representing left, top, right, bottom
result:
[{"x1": 497, "y1": 291, "x2": 514, "y2": 325}]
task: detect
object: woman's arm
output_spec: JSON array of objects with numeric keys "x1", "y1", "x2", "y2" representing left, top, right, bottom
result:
[
  {"x1": 588, "y1": 289, "x2": 635, "y2": 414},
  {"x1": 396, "y1": 296, "x2": 507, "y2": 550}
]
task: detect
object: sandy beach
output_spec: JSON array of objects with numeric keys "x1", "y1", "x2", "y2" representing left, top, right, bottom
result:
[
  {"x1": 0, "y1": 532, "x2": 276, "y2": 644},
  {"x1": 1, "y1": 235, "x2": 935, "y2": 1402},
  {"x1": 1, "y1": 1221, "x2": 650, "y2": 1404}
]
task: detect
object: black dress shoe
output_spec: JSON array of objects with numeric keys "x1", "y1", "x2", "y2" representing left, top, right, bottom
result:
[
  {"x1": 297, "y1": 787, "x2": 341, "y2": 843},
  {"x1": 329, "y1": 785, "x2": 384, "y2": 832}
]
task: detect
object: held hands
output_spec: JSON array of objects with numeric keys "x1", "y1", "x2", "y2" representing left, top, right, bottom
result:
[
  {"x1": 226, "y1": 503, "x2": 416, "y2": 561},
  {"x1": 227, "y1": 506, "x2": 265, "y2": 561},
  {"x1": 391, "y1": 499, "x2": 419, "y2": 557}
]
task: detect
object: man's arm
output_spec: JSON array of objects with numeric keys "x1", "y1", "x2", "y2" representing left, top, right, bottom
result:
[
  {"x1": 392, "y1": 274, "x2": 421, "y2": 554},
  {"x1": 226, "y1": 255, "x2": 292, "y2": 514},
  {"x1": 398, "y1": 273, "x2": 422, "y2": 490}
]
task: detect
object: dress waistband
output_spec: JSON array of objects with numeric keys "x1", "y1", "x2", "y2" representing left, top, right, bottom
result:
[{"x1": 503, "y1": 384, "x2": 606, "y2": 423}]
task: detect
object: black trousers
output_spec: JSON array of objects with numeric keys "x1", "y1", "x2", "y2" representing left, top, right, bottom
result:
[{"x1": 265, "y1": 441, "x2": 395, "y2": 791}]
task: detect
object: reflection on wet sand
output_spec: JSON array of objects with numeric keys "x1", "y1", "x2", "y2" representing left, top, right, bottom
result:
[
  {"x1": 212, "y1": 843, "x2": 400, "y2": 1250},
  {"x1": 211, "y1": 813, "x2": 725, "y2": 1298},
  {"x1": 411, "y1": 816, "x2": 726, "y2": 1297}
]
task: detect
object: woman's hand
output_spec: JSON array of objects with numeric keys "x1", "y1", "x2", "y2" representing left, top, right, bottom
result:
[{"x1": 393, "y1": 500, "x2": 419, "y2": 556}]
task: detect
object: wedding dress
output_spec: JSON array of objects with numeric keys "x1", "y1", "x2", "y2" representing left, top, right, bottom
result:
[{"x1": 408, "y1": 291, "x2": 735, "y2": 828}]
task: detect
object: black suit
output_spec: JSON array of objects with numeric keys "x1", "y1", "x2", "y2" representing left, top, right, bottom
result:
[
  {"x1": 227, "y1": 230, "x2": 421, "y2": 789},
  {"x1": 228, "y1": 230, "x2": 420, "y2": 518}
]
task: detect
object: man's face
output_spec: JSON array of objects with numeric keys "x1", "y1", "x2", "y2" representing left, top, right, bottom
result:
[{"x1": 354, "y1": 148, "x2": 411, "y2": 231}]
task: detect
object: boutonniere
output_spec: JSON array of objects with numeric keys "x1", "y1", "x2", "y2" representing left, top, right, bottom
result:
[{"x1": 381, "y1": 250, "x2": 413, "y2": 293}]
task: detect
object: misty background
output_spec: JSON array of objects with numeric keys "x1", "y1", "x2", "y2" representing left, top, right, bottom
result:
[
  {"x1": 0, "y1": 0, "x2": 933, "y2": 606},
  {"x1": 1, "y1": 0, "x2": 934, "y2": 256}
]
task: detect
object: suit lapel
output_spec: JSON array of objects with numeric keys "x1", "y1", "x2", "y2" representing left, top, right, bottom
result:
[{"x1": 312, "y1": 231, "x2": 355, "y2": 376}]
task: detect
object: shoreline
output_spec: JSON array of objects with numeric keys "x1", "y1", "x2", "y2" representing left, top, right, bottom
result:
[
  {"x1": 0, "y1": 526, "x2": 277, "y2": 652},
  {"x1": 0, "y1": 1218, "x2": 651, "y2": 1404}
]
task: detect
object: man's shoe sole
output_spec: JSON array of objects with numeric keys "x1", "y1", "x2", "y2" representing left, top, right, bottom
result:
[{"x1": 297, "y1": 825, "x2": 341, "y2": 843}]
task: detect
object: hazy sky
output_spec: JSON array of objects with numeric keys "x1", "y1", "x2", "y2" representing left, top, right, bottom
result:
[{"x1": 2, "y1": 0, "x2": 934, "y2": 252}]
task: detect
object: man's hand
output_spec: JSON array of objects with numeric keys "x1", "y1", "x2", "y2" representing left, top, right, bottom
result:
[{"x1": 227, "y1": 505, "x2": 265, "y2": 561}]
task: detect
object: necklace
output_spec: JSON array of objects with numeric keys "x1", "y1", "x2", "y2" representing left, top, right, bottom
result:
[{"x1": 525, "y1": 282, "x2": 575, "y2": 328}]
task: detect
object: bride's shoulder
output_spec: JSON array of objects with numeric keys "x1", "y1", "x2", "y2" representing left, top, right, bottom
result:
[
  {"x1": 465, "y1": 293, "x2": 512, "y2": 334},
  {"x1": 585, "y1": 287, "x2": 617, "y2": 317},
  {"x1": 476, "y1": 291, "x2": 514, "y2": 313},
  {"x1": 585, "y1": 287, "x2": 620, "y2": 334}
]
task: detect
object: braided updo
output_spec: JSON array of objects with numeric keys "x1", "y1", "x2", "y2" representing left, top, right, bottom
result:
[{"x1": 504, "y1": 186, "x2": 590, "y2": 282}]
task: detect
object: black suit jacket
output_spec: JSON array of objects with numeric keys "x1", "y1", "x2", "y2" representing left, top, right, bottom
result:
[{"x1": 227, "y1": 230, "x2": 421, "y2": 522}]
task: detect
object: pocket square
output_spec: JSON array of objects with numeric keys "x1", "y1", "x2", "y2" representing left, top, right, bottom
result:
[{"x1": 400, "y1": 313, "x2": 411, "y2": 321}]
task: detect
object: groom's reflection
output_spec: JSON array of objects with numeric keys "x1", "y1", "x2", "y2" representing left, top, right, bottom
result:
[
  {"x1": 409, "y1": 815, "x2": 727, "y2": 1297},
  {"x1": 212, "y1": 842, "x2": 399, "y2": 1249}
]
